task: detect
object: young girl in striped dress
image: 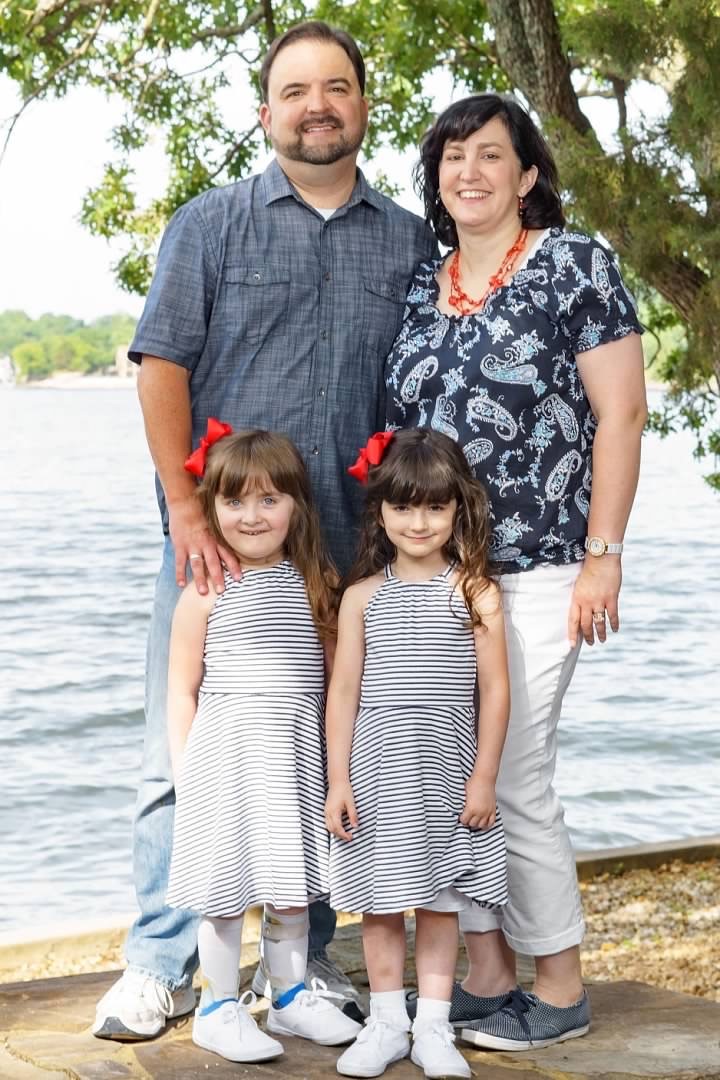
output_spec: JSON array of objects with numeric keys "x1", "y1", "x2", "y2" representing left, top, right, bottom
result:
[
  {"x1": 326, "y1": 428, "x2": 510, "y2": 1080},
  {"x1": 165, "y1": 424, "x2": 360, "y2": 1064}
]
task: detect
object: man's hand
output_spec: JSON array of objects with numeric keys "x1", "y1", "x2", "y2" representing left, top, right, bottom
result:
[
  {"x1": 460, "y1": 776, "x2": 497, "y2": 829},
  {"x1": 568, "y1": 557, "x2": 622, "y2": 647},
  {"x1": 168, "y1": 494, "x2": 241, "y2": 594},
  {"x1": 325, "y1": 782, "x2": 359, "y2": 842}
]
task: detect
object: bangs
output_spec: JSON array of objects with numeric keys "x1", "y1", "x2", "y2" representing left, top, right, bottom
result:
[
  {"x1": 204, "y1": 430, "x2": 308, "y2": 501},
  {"x1": 437, "y1": 97, "x2": 507, "y2": 150},
  {"x1": 218, "y1": 466, "x2": 279, "y2": 499},
  {"x1": 380, "y1": 454, "x2": 459, "y2": 506}
]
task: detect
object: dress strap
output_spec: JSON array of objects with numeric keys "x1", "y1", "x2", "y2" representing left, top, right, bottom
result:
[
  {"x1": 441, "y1": 562, "x2": 457, "y2": 579},
  {"x1": 384, "y1": 564, "x2": 394, "y2": 579}
]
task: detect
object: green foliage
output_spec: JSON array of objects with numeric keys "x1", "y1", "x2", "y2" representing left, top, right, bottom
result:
[
  {"x1": 1, "y1": 0, "x2": 718, "y2": 480},
  {"x1": 0, "y1": 310, "x2": 137, "y2": 380}
]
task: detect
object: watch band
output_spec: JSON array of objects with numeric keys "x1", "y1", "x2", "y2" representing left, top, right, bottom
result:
[{"x1": 585, "y1": 536, "x2": 624, "y2": 556}]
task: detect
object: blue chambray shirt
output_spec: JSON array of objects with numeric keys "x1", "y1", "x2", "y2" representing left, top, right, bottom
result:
[{"x1": 130, "y1": 159, "x2": 438, "y2": 571}]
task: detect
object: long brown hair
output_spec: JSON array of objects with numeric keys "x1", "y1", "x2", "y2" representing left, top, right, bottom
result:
[
  {"x1": 347, "y1": 429, "x2": 495, "y2": 626},
  {"x1": 198, "y1": 430, "x2": 338, "y2": 640}
]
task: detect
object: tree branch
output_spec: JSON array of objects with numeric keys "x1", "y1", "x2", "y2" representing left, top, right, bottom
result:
[
  {"x1": 262, "y1": 0, "x2": 276, "y2": 42},
  {"x1": 192, "y1": 7, "x2": 265, "y2": 44},
  {"x1": 207, "y1": 122, "x2": 261, "y2": 182},
  {"x1": 1, "y1": 0, "x2": 111, "y2": 167}
]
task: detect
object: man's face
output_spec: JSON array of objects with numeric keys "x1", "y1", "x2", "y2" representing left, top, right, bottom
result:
[{"x1": 260, "y1": 39, "x2": 368, "y2": 166}]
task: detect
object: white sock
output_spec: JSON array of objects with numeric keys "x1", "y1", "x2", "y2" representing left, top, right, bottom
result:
[
  {"x1": 370, "y1": 989, "x2": 410, "y2": 1029},
  {"x1": 414, "y1": 997, "x2": 451, "y2": 1029},
  {"x1": 262, "y1": 907, "x2": 308, "y2": 1004},
  {"x1": 198, "y1": 915, "x2": 244, "y2": 1012}
]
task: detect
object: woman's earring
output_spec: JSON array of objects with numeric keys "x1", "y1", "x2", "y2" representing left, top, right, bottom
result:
[{"x1": 518, "y1": 194, "x2": 525, "y2": 219}]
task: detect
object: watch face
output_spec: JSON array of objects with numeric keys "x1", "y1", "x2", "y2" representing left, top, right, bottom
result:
[{"x1": 587, "y1": 537, "x2": 605, "y2": 557}]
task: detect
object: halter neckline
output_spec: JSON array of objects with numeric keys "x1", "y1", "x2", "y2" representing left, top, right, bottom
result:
[{"x1": 384, "y1": 562, "x2": 455, "y2": 582}]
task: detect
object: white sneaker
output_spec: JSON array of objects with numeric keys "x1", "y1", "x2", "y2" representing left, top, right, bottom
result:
[
  {"x1": 337, "y1": 1016, "x2": 411, "y2": 1077},
  {"x1": 253, "y1": 952, "x2": 362, "y2": 1004},
  {"x1": 192, "y1": 993, "x2": 284, "y2": 1063},
  {"x1": 266, "y1": 979, "x2": 362, "y2": 1046},
  {"x1": 92, "y1": 970, "x2": 196, "y2": 1040},
  {"x1": 306, "y1": 954, "x2": 362, "y2": 1003},
  {"x1": 411, "y1": 1021, "x2": 471, "y2": 1079}
]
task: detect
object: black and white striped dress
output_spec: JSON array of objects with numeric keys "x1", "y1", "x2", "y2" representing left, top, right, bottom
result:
[
  {"x1": 166, "y1": 560, "x2": 328, "y2": 916},
  {"x1": 329, "y1": 565, "x2": 508, "y2": 914}
]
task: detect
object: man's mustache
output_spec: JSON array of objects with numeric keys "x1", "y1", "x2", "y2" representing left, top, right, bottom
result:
[{"x1": 299, "y1": 116, "x2": 343, "y2": 133}]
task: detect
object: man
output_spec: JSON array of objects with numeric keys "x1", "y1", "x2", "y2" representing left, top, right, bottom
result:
[{"x1": 93, "y1": 20, "x2": 437, "y2": 1041}]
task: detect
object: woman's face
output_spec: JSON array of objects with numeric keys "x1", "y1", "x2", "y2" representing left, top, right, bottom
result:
[{"x1": 438, "y1": 115, "x2": 538, "y2": 236}]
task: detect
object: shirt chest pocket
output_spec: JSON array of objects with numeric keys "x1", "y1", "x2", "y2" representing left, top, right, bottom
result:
[
  {"x1": 360, "y1": 277, "x2": 408, "y2": 359},
  {"x1": 221, "y1": 264, "x2": 292, "y2": 345}
]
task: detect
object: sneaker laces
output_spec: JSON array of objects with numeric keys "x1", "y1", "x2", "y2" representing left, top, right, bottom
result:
[
  {"x1": 300, "y1": 977, "x2": 346, "y2": 1010},
  {"x1": 119, "y1": 972, "x2": 174, "y2": 1017},
  {"x1": 307, "y1": 955, "x2": 354, "y2": 989},
  {"x1": 497, "y1": 988, "x2": 537, "y2": 1041},
  {"x1": 415, "y1": 1020, "x2": 457, "y2": 1048},
  {"x1": 219, "y1": 992, "x2": 258, "y2": 1030},
  {"x1": 357, "y1": 1016, "x2": 397, "y2": 1044}
]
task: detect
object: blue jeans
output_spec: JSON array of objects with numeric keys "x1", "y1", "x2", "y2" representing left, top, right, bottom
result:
[{"x1": 125, "y1": 538, "x2": 336, "y2": 990}]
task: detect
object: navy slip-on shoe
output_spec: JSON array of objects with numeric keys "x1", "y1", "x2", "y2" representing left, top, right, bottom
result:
[
  {"x1": 406, "y1": 982, "x2": 519, "y2": 1027},
  {"x1": 460, "y1": 987, "x2": 590, "y2": 1050}
]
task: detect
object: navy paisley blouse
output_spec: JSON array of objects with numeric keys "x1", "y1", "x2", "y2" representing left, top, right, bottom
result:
[{"x1": 385, "y1": 228, "x2": 643, "y2": 573}]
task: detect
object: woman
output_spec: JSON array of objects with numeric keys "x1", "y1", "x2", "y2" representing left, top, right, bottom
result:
[{"x1": 386, "y1": 94, "x2": 647, "y2": 1052}]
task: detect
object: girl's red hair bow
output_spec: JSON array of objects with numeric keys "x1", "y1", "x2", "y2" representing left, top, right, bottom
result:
[
  {"x1": 184, "y1": 417, "x2": 233, "y2": 477},
  {"x1": 347, "y1": 431, "x2": 394, "y2": 484}
]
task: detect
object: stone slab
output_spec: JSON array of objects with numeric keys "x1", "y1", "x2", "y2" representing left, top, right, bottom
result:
[{"x1": 2, "y1": 966, "x2": 719, "y2": 1080}]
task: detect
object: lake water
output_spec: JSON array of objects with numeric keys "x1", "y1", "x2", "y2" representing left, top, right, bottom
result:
[{"x1": 1, "y1": 387, "x2": 718, "y2": 935}]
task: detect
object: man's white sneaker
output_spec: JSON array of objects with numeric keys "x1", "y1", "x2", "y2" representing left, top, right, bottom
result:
[
  {"x1": 266, "y1": 979, "x2": 362, "y2": 1046},
  {"x1": 336, "y1": 1017, "x2": 411, "y2": 1078},
  {"x1": 411, "y1": 1021, "x2": 471, "y2": 1079},
  {"x1": 192, "y1": 994, "x2": 284, "y2": 1063},
  {"x1": 92, "y1": 970, "x2": 196, "y2": 1040}
]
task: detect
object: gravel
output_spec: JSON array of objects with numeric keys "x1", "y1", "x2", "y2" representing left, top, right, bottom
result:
[{"x1": 2, "y1": 859, "x2": 718, "y2": 1000}]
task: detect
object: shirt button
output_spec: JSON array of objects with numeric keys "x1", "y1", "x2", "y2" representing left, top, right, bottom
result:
[
  {"x1": 324, "y1": 271, "x2": 331, "y2": 282},
  {"x1": 311, "y1": 446, "x2": 320, "y2": 455},
  {"x1": 252, "y1": 272, "x2": 261, "y2": 281},
  {"x1": 320, "y1": 329, "x2": 328, "y2": 341},
  {"x1": 318, "y1": 388, "x2": 326, "y2": 398}
]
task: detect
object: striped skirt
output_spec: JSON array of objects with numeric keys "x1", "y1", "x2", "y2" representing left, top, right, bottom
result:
[
  {"x1": 329, "y1": 704, "x2": 508, "y2": 914},
  {"x1": 167, "y1": 691, "x2": 328, "y2": 916}
]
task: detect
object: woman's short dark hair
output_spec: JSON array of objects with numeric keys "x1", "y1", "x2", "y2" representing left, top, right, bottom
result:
[
  {"x1": 259, "y1": 21, "x2": 365, "y2": 101},
  {"x1": 415, "y1": 94, "x2": 565, "y2": 246}
]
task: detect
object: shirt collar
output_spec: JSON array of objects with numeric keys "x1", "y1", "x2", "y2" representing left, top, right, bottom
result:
[{"x1": 260, "y1": 158, "x2": 385, "y2": 213}]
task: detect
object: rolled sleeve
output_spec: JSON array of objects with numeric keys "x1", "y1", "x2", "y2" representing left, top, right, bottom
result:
[
  {"x1": 556, "y1": 238, "x2": 643, "y2": 355},
  {"x1": 129, "y1": 203, "x2": 218, "y2": 368}
]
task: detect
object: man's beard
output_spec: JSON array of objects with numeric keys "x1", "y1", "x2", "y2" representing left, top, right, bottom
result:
[{"x1": 273, "y1": 115, "x2": 365, "y2": 165}]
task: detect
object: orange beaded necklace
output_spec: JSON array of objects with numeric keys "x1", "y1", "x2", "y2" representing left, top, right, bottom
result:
[{"x1": 447, "y1": 227, "x2": 529, "y2": 315}]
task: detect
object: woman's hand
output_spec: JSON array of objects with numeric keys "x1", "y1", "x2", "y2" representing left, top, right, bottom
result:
[
  {"x1": 325, "y1": 782, "x2": 359, "y2": 842},
  {"x1": 568, "y1": 557, "x2": 622, "y2": 646},
  {"x1": 460, "y1": 776, "x2": 497, "y2": 829}
]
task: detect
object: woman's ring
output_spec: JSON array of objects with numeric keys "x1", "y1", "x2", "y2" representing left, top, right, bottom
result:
[
  {"x1": 189, "y1": 553, "x2": 202, "y2": 561},
  {"x1": 592, "y1": 610, "x2": 606, "y2": 624}
]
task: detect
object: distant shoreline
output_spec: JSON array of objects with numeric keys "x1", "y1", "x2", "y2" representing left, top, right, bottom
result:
[{"x1": 19, "y1": 372, "x2": 136, "y2": 389}]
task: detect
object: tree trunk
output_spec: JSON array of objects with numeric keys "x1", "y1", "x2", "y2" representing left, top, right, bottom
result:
[{"x1": 486, "y1": 0, "x2": 707, "y2": 324}]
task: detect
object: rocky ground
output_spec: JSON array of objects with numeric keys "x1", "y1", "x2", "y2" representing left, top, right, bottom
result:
[{"x1": 2, "y1": 859, "x2": 718, "y2": 1001}]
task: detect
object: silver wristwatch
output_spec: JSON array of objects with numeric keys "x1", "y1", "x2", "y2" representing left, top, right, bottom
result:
[{"x1": 585, "y1": 536, "x2": 624, "y2": 557}]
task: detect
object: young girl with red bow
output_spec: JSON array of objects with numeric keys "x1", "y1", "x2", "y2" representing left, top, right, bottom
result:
[
  {"x1": 164, "y1": 424, "x2": 360, "y2": 1063},
  {"x1": 326, "y1": 428, "x2": 510, "y2": 1080}
]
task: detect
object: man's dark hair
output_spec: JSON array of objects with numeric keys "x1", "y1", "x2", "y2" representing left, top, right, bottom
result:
[
  {"x1": 259, "y1": 21, "x2": 366, "y2": 102},
  {"x1": 415, "y1": 94, "x2": 565, "y2": 246}
]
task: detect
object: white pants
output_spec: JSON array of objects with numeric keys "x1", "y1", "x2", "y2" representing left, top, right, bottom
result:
[{"x1": 459, "y1": 563, "x2": 585, "y2": 956}]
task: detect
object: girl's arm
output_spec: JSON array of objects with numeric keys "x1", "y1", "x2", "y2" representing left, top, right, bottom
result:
[
  {"x1": 461, "y1": 581, "x2": 510, "y2": 829},
  {"x1": 324, "y1": 582, "x2": 370, "y2": 842},
  {"x1": 572, "y1": 333, "x2": 647, "y2": 646},
  {"x1": 167, "y1": 583, "x2": 215, "y2": 783}
]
